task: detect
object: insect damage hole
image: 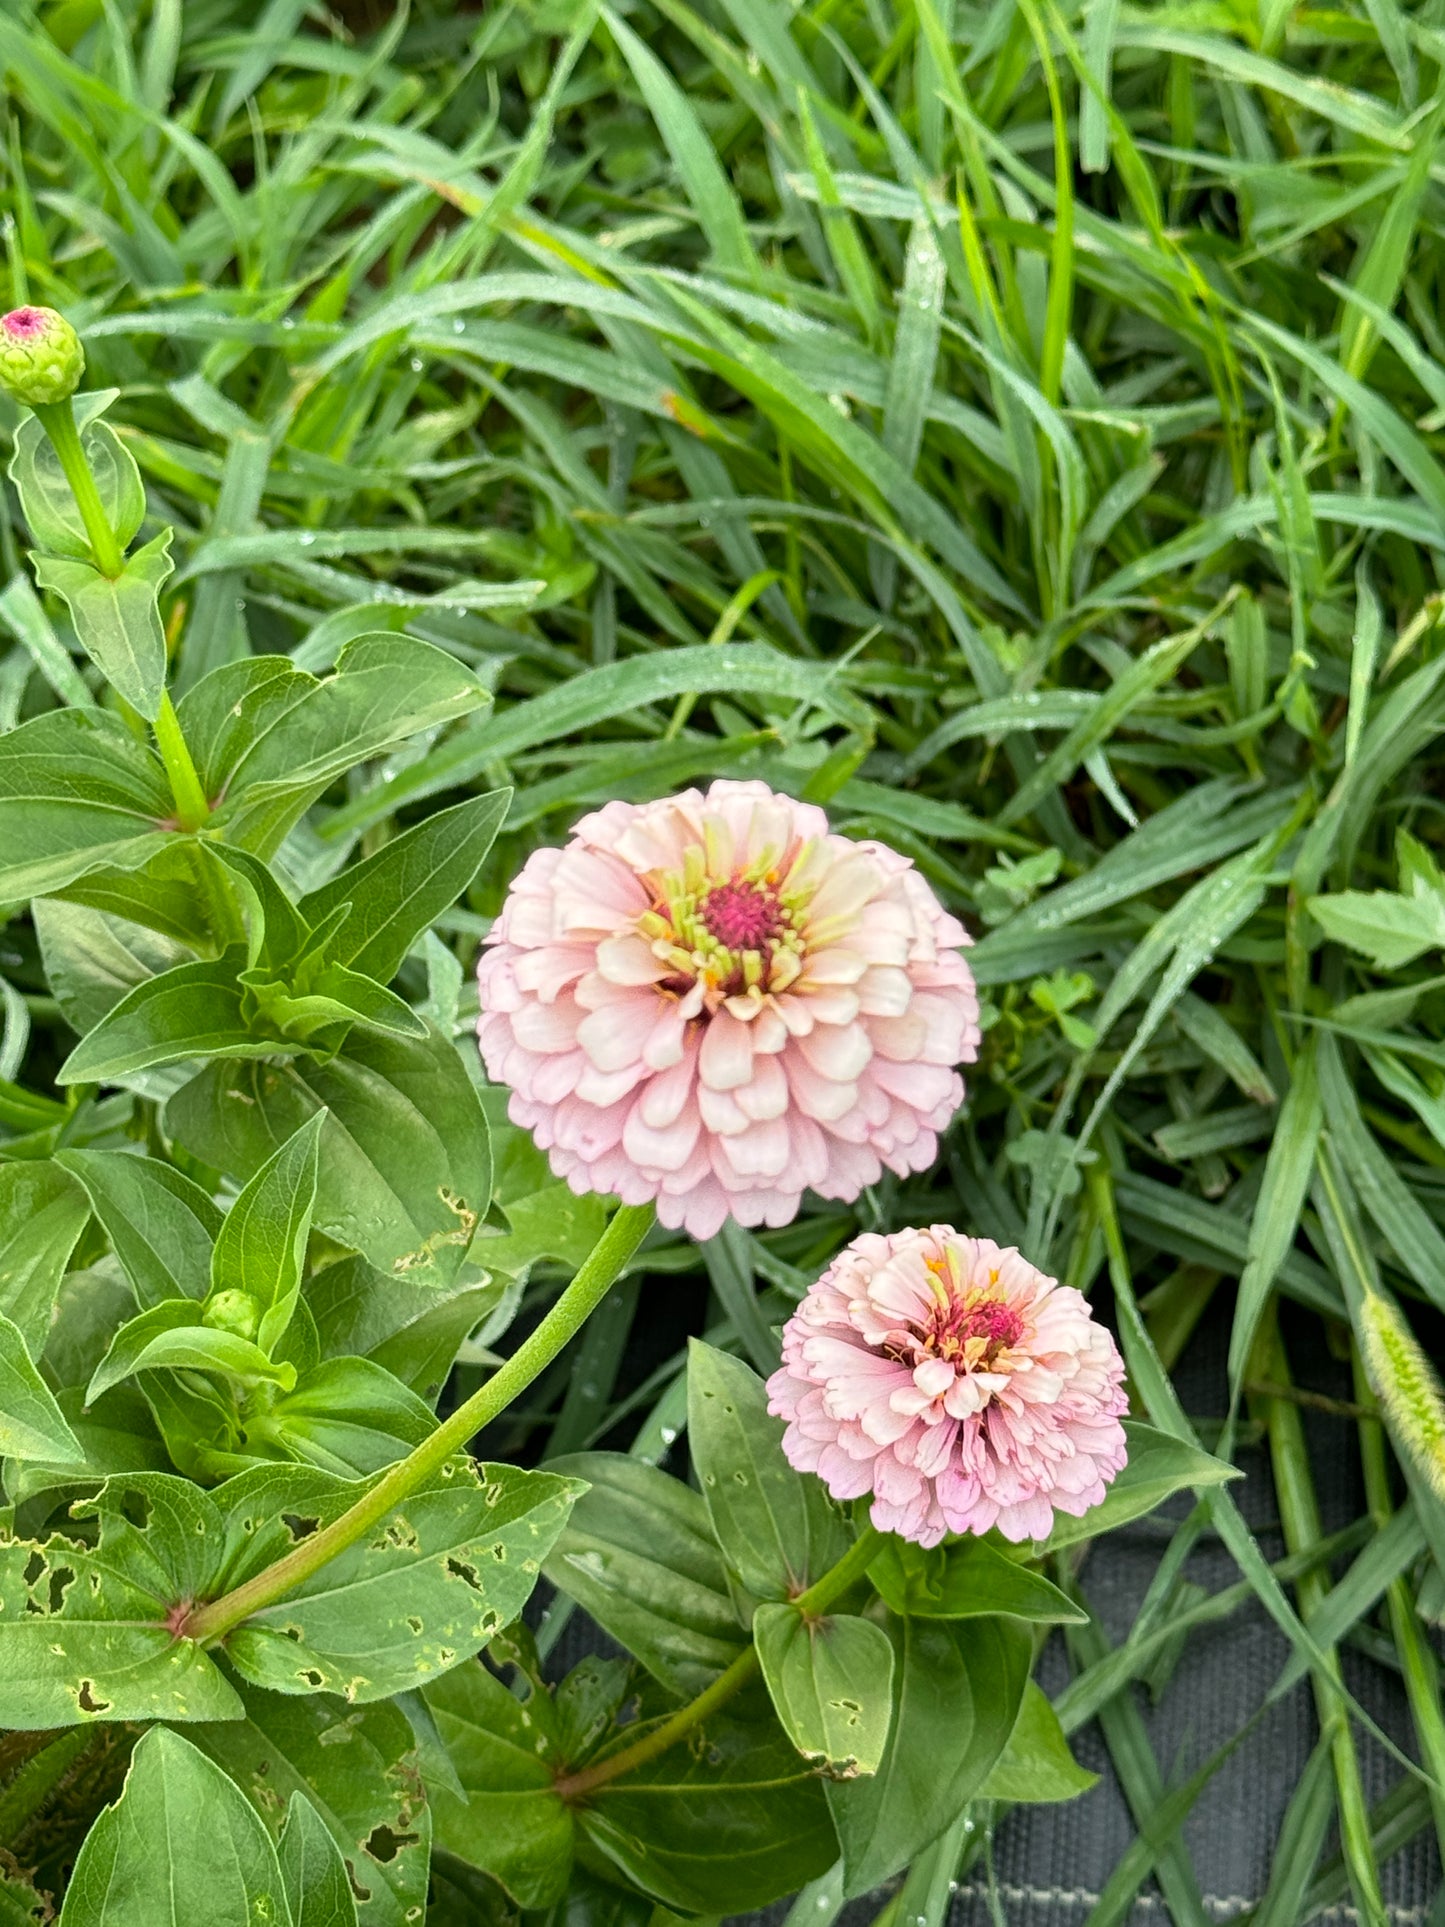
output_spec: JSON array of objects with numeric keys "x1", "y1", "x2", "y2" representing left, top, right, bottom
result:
[
  {"x1": 444, "y1": 1556, "x2": 483, "y2": 1590},
  {"x1": 76, "y1": 1680, "x2": 111, "y2": 1714},
  {"x1": 362, "y1": 1824, "x2": 419, "y2": 1865},
  {"x1": 281, "y1": 1512, "x2": 319, "y2": 1542}
]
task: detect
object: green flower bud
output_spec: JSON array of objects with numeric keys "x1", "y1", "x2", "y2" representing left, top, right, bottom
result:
[
  {"x1": 202, "y1": 1289, "x2": 262, "y2": 1343},
  {"x1": 0, "y1": 306, "x2": 84, "y2": 407}
]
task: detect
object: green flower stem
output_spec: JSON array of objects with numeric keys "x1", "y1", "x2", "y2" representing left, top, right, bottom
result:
[
  {"x1": 795, "y1": 1522, "x2": 883, "y2": 1618},
  {"x1": 1257, "y1": 1323, "x2": 1388, "y2": 1927},
  {"x1": 184, "y1": 1200, "x2": 655, "y2": 1646},
  {"x1": 554, "y1": 1642, "x2": 763, "y2": 1804},
  {"x1": 153, "y1": 689, "x2": 211, "y2": 832},
  {"x1": 31, "y1": 397, "x2": 123, "y2": 578},
  {"x1": 554, "y1": 1520, "x2": 885, "y2": 1804},
  {"x1": 1355, "y1": 1354, "x2": 1445, "y2": 1859},
  {"x1": 30, "y1": 396, "x2": 210, "y2": 830},
  {"x1": 0, "y1": 1727, "x2": 96, "y2": 1844}
]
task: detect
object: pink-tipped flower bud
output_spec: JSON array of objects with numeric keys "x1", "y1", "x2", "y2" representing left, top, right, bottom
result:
[{"x1": 0, "y1": 306, "x2": 84, "y2": 406}]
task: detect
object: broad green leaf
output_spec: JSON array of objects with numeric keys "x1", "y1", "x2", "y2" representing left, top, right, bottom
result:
[
  {"x1": 32, "y1": 899, "x2": 189, "y2": 1040},
  {"x1": 211, "y1": 1113, "x2": 325, "y2": 1354},
  {"x1": 278, "y1": 1794, "x2": 361, "y2": 1927},
  {"x1": 687, "y1": 1339, "x2": 849, "y2": 1601},
  {"x1": 56, "y1": 1149, "x2": 220, "y2": 1308},
  {"x1": 57, "y1": 950, "x2": 261, "y2": 1084},
  {"x1": 306, "y1": 1257, "x2": 510, "y2": 1405},
  {"x1": 32, "y1": 530, "x2": 174, "y2": 721},
  {"x1": 979, "y1": 1680, "x2": 1098, "y2": 1802},
  {"x1": 544, "y1": 1453, "x2": 748, "y2": 1694},
  {"x1": 1307, "y1": 887, "x2": 1445, "y2": 967},
  {"x1": 577, "y1": 1685, "x2": 837, "y2": 1914},
  {"x1": 0, "y1": 1473, "x2": 244, "y2": 1727},
  {"x1": 426, "y1": 1658, "x2": 574, "y2": 1909},
  {"x1": 0, "y1": 1159, "x2": 91, "y2": 1354},
  {"x1": 87, "y1": 1300, "x2": 296, "y2": 1402},
  {"x1": 202, "y1": 635, "x2": 490, "y2": 856},
  {"x1": 826, "y1": 1615, "x2": 1030, "y2": 1895},
  {"x1": 9, "y1": 397, "x2": 145, "y2": 561},
  {"x1": 867, "y1": 1536, "x2": 1084, "y2": 1623},
  {"x1": 167, "y1": 1021, "x2": 491, "y2": 1287},
  {"x1": 0, "y1": 1309, "x2": 84, "y2": 1462},
  {"x1": 300, "y1": 790, "x2": 510, "y2": 985},
  {"x1": 0, "y1": 1864, "x2": 49, "y2": 1925},
  {"x1": 59, "y1": 1726, "x2": 292, "y2": 1927},
  {"x1": 0, "y1": 707, "x2": 170, "y2": 902},
  {"x1": 265, "y1": 1358, "x2": 435, "y2": 1475},
  {"x1": 1039, "y1": 1423, "x2": 1238, "y2": 1551},
  {"x1": 192, "y1": 1679, "x2": 427, "y2": 1927},
  {"x1": 223, "y1": 1460, "x2": 582, "y2": 1703},
  {"x1": 754, "y1": 1603, "x2": 895, "y2": 1777}
]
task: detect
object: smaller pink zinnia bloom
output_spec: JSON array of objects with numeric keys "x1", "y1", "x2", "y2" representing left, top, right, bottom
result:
[
  {"x1": 476, "y1": 781, "x2": 979, "y2": 1240},
  {"x1": 767, "y1": 1228, "x2": 1128, "y2": 1546}
]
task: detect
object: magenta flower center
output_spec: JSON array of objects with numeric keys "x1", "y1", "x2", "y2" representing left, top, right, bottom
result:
[
  {"x1": 2, "y1": 307, "x2": 46, "y2": 338},
  {"x1": 701, "y1": 879, "x2": 783, "y2": 951},
  {"x1": 929, "y1": 1290, "x2": 1025, "y2": 1365}
]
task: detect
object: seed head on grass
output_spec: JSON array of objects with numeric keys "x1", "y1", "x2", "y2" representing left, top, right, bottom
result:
[{"x1": 1358, "y1": 1290, "x2": 1445, "y2": 1502}]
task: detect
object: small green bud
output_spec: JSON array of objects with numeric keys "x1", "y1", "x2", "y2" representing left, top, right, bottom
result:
[
  {"x1": 202, "y1": 1289, "x2": 261, "y2": 1343},
  {"x1": 0, "y1": 306, "x2": 84, "y2": 406}
]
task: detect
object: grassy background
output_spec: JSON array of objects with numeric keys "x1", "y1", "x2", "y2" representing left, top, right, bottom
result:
[{"x1": 5, "y1": 0, "x2": 1445, "y2": 1918}]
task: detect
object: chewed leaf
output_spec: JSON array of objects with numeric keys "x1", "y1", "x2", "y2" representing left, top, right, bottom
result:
[
  {"x1": 223, "y1": 1460, "x2": 583, "y2": 1702},
  {"x1": 754, "y1": 1603, "x2": 894, "y2": 1776}
]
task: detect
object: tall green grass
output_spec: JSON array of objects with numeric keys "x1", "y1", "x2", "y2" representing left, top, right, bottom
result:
[{"x1": 5, "y1": 0, "x2": 1445, "y2": 1916}]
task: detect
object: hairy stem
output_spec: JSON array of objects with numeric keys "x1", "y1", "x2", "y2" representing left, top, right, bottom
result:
[
  {"x1": 555, "y1": 1520, "x2": 884, "y2": 1803},
  {"x1": 185, "y1": 1201, "x2": 655, "y2": 1645}
]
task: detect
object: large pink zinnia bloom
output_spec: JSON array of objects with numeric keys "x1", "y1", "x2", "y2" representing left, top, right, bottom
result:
[
  {"x1": 476, "y1": 781, "x2": 979, "y2": 1239},
  {"x1": 768, "y1": 1228, "x2": 1128, "y2": 1546}
]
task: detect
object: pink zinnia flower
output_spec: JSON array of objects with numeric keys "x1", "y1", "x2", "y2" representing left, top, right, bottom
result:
[
  {"x1": 767, "y1": 1228, "x2": 1128, "y2": 1546},
  {"x1": 476, "y1": 781, "x2": 979, "y2": 1239}
]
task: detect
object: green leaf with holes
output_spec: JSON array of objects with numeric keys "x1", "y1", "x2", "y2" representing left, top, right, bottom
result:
[
  {"x1": 59, "y1": 1726, "x2": 302, "y2": 1927},
  {"x1": 426, "y1": 1658, "x2": 574, "y2": 1909},
  {"x1": 166, "y1": 1021, "x2": 490, "y2": 1288},
  {"x1": 754, "y1": 1603, "x2": 894, "y2": 1776},
  {"x1": 0, "y1": 1474, "x2": 245, "y2": 1728},
  {"x1": 826, "y1": 1614, "x2": 1031, "y2": 1895},
  {"x1": 220, "y1": 1460, "x2": 583, "y2": 1703},
  {"x1": 191, "y1": 1679, "x2": 428, "y2": 1927}
]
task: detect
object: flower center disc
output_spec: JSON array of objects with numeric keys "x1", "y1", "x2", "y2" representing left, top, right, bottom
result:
[
  {"x1": 931, "y1": 1294, "x2": 1025, "y2": 1365},
  {"x1": 700, "y1": 879, "x2": 783, "y2": 952}
]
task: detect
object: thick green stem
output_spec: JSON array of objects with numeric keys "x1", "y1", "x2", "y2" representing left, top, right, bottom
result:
[
  {"x1": 185, "y1": 1201, "x2": 655, "y2": 1645},
  {"x1": 795, "y1": 1522, "x2": 883, "y2": 1618},
  {"x1": 153, "y1": 689, "x2": 211, "y2": 831},
  {"x1": 32, "y1": 397, "x2": 123, "y2": 578},
  {"x1": 555, "y1": 1520, "x2": 885, "y2": 1804}
]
